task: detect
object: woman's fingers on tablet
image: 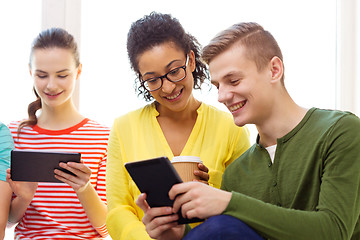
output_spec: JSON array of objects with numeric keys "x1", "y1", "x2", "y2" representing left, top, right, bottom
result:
[
  {"x1": 6, "y1": 168, "x2": 38, "y2": 197},
  {"x1": 136, "y1": 193, "x2": 150, "y2": 212},
  {"x1": 54, "y1": 172, "x2": 88, "y2": 192},
  {"x1": 59, "y1": 162, "x2": 91, "y2": 177},
  {"x1": 146, "y1": 214, "x2": 179, "y2": 239},
  {"x1": 55, "y1": 163, "x2": 77, "y2": 179},
  {"x1": 142, "y1": 206, "x2": 179, "y2": 239},
  {"x1": 6, "y1": 168, "x2": 11, "y2": 182},
  {"x1": 136, "y1": 194, "x2": 176, "y2": 222},
  {"x1": 54, "y1": 173, "x2": 67, "y2": 183},
  {"x1": 55, "y1": 162, "x2": 91, "y2": 192},
  {"x1": 67, "y1": 162, "x2": 92, "y2": 174},
  {"x1": 136, "y1": 194, "x2": 179, "y2": 235},
  {"x1": 145, "y1": 206, "x2": 174, "y2": 223}
]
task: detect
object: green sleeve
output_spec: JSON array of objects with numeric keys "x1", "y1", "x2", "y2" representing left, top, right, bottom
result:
[
  {"x1": 223, "y1": 114, "x2": 360, "y2": 240},
  {"x1": 183, "y1": 224, "x2": 192, "y2": 237}
]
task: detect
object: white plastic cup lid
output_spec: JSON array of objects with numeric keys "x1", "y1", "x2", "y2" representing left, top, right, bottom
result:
[{"x1": 171, "y1": 156, "x2": 202, "y2": 163}]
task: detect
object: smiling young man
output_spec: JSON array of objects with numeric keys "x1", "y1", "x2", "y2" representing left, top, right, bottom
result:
[{"x1": 137, "y1": 22, "x2": 360, "y2": 240}]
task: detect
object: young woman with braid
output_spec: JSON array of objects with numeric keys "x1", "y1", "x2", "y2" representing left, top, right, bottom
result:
[{"x1": 6, "y1": 28, "x2": 110, "y2": 239}]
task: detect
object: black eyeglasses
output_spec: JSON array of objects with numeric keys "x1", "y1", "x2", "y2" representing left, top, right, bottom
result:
[{"x1": 141, "y1": 55, "x2": 189, "y2": 92}]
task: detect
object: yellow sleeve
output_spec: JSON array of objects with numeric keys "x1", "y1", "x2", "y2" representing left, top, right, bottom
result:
[{"x1": 106, "y1": 117, "x2": 153, "y2": 240}]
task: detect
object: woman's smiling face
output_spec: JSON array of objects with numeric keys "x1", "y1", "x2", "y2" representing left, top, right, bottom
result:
[
  {"x1": 30, "y1": 47, "x2": 81, "y2": 110},
  {"x1": 137, "y1": 42, "x2": 196, "y2": 114}
]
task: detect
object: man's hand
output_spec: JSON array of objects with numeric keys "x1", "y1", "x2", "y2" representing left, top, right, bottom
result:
[{"x1": 170, "y1": 182, "x2": 232, "y2": 220}]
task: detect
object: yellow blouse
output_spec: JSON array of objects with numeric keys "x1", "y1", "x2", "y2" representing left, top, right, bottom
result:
[{"x1": 106, "y1": 102, "x2": 250, "y2": 240}]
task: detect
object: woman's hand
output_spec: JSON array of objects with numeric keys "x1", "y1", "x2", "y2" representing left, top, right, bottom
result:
[
  {"x1": 136, "y1": 193, "x2": 185, "y2": 240},
  {"x1": 57, "y1": 162, "x2": 107, "y2": 231},
  {"x1": 6, "y1": 168, "x2": 38, "y2": 223},
  {"x1": 194, "y1": 163, "x2": 209, "y2": 184},
  {"x1": 6, "y1": 168, "x2": 37, "y2": 202},
  {"x1": 54, "y1": 162, "x2": 91, "y2": 193}
]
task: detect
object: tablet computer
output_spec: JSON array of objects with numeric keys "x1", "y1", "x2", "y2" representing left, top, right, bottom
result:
[
  {"x1": 11, "y1": 150, "x2": 81, "y2": 183},
  {"x1": 125, "y1": 156, "x2": 203, "y2": 224}
]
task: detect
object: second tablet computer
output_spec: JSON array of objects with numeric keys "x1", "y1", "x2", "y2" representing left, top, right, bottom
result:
[
  {"x1": 11, "y1": 150, "x2": 81, "y2": 183},
  {"x1": 125, "y1": 156, "x2": 203, "y2": 224}
]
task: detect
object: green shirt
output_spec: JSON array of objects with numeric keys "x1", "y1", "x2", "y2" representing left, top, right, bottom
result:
[{"x1": 222, "y1": 108, "x2": 360, "y2": 240}]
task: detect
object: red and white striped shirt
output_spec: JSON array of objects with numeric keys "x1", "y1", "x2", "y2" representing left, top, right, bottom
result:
[{"x1": 8, "y1": 119, "x2": 109, "y2": 240}]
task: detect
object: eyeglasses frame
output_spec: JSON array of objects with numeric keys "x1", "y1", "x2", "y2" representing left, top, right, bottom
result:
[{"x1": 141, "y1": 54, "x2": 189, "y2": 92}]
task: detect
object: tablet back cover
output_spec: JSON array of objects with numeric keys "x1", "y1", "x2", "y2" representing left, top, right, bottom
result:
[
  {"x1": 11, "y1": 150, "x2": 81, "y2": 183},
  {"x1": 125, "y1": 156, "x2": 182, "y2": 207},
  {"x1": 125, "y1": 156, "x2": 204, "y2": 224}
]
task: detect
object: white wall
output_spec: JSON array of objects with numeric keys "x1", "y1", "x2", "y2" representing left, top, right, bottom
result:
[{"x1": 336, "y1": 0, "x2": 360, "y2": 115}]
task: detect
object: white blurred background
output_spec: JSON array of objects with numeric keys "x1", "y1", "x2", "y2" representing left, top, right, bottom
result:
[{"x1": 1, "y1": 0, "x2": 359, "y2": 239}]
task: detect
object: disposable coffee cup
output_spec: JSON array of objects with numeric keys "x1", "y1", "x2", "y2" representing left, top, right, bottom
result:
[{"x1": 171, "y1": 156, "x2": 202, "y2": 182}]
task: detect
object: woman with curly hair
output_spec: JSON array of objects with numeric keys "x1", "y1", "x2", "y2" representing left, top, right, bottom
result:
[{"x1": 106, "y1": 12, "x2": 250, "y2": 240}]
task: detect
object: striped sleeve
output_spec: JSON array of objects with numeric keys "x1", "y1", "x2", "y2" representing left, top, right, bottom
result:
[
  {"x1": 95, "y1": 151, "x2": 107, "y2": 202},
  {"x1": 95, "y1": 223, "x2": 108, "y2": 237}
]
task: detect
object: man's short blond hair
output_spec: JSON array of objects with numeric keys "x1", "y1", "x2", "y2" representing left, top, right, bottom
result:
[{"x1": 202, "y1": 22, "x2": 285, "y2": 83}]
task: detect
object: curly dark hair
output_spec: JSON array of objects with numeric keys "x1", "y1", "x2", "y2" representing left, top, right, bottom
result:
[{"x1": 127, "y1": 12, "x2": 209, "y2": 101}]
